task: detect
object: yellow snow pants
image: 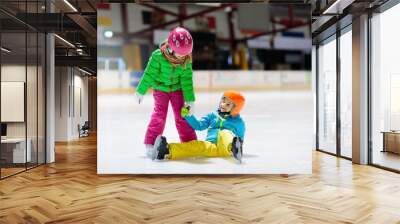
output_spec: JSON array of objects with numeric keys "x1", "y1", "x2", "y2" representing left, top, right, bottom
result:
[{"x1": 168, "y1": 130, "x2": 234, "y2": 160}]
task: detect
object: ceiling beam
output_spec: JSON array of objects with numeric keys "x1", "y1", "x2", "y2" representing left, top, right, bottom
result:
[
  {"x1": 117, "y1": 3, "x2": 236, "y2": 39},
  {"x1": 217, "y1": 20, "x2": 311, "y2": 43},
  {"x1": 67, "y1": 14, "x2": 96, "y2": 38},
  {"x1": 55, "y1": 55, "x2": 96, "y2": 69},
  {"x1": 237, "y1": 20, "x2": 311, "y2": 43},
  {"x1": 139, "y1": 3, "x2": 180, "y2": 17},
  {"x1": 86, "y1": 0, "x2": 97, "y2": 12}
]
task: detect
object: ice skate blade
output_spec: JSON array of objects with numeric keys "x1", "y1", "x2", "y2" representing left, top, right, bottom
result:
[{"x1": 235, "y1": 151, "x2": 242, "y2": 164}]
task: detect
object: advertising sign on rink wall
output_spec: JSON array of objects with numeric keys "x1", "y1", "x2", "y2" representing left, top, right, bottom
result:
[{"x1": 98, "y1": 70, "x2": 311, "y2": 93}]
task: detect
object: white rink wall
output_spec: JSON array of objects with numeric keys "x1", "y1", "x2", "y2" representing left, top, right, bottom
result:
[
  {"x1": 193, "y1": 70, "x2": 311, "y2": 90},
  {"x1": 98, "y1": 70, "x2": 312, "y2": 93}
]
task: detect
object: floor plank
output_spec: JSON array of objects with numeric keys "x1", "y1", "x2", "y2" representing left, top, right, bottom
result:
[{"x1": 1, "y1": 134, "x2": 400, "y2": 223}]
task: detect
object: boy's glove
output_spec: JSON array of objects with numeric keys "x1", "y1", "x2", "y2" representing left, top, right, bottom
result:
[
  {"x1": 135, "y1": 92, "x2": 144, "y2": 104},
  {"x1": 181, "y1": 102, "x2": 194, "y2": 117}
]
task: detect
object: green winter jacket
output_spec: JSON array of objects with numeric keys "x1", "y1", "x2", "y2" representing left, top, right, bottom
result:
[{"x1": 136, "y1": 46, "x2": 195, "y2": 102}]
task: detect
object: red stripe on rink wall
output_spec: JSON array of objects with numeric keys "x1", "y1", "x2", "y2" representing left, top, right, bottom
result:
[{"x1": 97, "y1": 3, "x2": 110, "y2": 10}]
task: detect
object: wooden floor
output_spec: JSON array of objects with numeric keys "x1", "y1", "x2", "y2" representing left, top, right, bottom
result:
[
  {"x1": 1, "y1": 167, "x2": 26, "y2": 178},
  {"x1": 373, "y1": 151, "x2": 400, "y2": 171},
  {"x1": 1, "y1": 163, "x2": 44, "y2": 178},
  {"x1": 1, "y1": 135, "x2": 400, "y2": 223}
]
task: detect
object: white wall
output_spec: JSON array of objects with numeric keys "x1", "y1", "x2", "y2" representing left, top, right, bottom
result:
[
  {"x1": 71, "y1": 74, "x2": 89, "y2": 138},
  {"x1": 1, "y1": 65, "x2": 26, "y2": 80},
  {"x1": 1, "y1": 66, "x2": 26, "y2": 127},
  {"x1": 55, "y1": 67, "x2": 67, "y2": 141},
  {"x1": 1, "y1": 64, "x2": 46, "y2": 164},
  {"x1": 1, "y1": 82, "x2": 25, "y2": 122},
  {"x1": 55, "y1": 67, "x2": 89, "y2": 141},
  {"x1": 1, "y1": 65, "x2": 38, "y2": 138}
]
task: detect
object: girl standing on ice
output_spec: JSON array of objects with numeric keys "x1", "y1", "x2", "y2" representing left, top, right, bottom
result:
[{"x1": 135, "y1": 27, "x2": 197, "y2": 158}]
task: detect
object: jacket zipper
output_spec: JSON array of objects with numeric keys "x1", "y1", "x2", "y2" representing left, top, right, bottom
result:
[
  {"x1": 216, "y1": 115, "x2": 227, "y2": 141},
  {"x1": 219, "y1": 115, "x2": 226, "y2": 130},
  {"x1": 170, "y1": 66, "x2": 176, "y2": 92}
]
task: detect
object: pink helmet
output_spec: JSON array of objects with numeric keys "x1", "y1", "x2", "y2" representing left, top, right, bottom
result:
[{"x1": 168, "y1": 27, "x2": 193, "y2": 56}]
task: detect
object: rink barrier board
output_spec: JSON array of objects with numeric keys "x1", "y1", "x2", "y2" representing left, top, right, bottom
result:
[
  {"x1": 97, "y1": 70, "x2": 312, "y2": 94},
  {"x1": 97, "y1": 85, "x2": 312, "y2": 95}
]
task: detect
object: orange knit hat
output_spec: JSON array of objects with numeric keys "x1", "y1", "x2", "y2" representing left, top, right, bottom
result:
[{"x1": 223, "y1": 91, "x2": 245, "y2": 116}]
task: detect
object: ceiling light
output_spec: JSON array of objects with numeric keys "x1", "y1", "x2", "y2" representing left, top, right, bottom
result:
[
  {"x1": 54, "y1": 34, "x2": 75, "y2": 48},
  {"x1": 1, "y1": 47, "x2": 11, "y2": 53},
  {"x1": 323, "y1": 0, "x2": 354, "y2": 15},
  {"x1": 63, "y1": 0, "x2": 78, "y2": 12},
  {"x1": 78, "y1": 67, "x2": 92, "y2": 76},
  {"x1": 104, "y1": 30, "x2": 113, "y2": 38},
  {"x1": 196, "y1": 3, "x2": 221, "y2": 7}
]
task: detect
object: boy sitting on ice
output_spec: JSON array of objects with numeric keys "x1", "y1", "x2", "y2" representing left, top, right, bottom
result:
[{"x1": 152, "y1": 91, "x2": 246, "y2": 163}]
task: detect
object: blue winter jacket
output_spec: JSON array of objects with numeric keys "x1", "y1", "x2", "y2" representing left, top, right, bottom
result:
[{"x1": 184, "y1": 111, "x2": 245, "y2": 144}]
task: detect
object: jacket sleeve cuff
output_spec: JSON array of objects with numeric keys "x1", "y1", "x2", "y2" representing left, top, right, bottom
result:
[
  {"x1": 183, "y1": 93, "x2": 195, "y2": 102},
  {"x1": 184, "y1": 115, "x2": 198, "y2": 128},
  {"x1": 136, "y1": 87, "x2": 147, "y2": 95}
]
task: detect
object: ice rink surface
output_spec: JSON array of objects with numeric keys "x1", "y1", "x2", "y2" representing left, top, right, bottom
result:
[{"x1": 98, "y1": 90, "x2": 313, "y2": 174}]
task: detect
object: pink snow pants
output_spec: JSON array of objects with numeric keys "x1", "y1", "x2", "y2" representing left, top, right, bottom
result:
[{"x1": 144, "y1": 90, "x2": 197, "y2": 145}]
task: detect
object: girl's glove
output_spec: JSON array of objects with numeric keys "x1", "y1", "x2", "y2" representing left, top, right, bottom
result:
[
  {"x1": 181, "y1": 102, "x2": 194, "y2": 117},
  {"x1": 181, "y1": 107, "x2": 190, "y2": 117},
  {"x1": 135, "y1": 92, "x2": 144, "y2": 104}
]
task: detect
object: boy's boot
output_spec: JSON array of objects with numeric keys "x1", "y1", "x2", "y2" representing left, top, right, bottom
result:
[
  {"x1": 154, "y1": 135, "x2": 170, "y2": 160},
  {"x1": 231, "y1": 137, "x2": 243, "y2": 163}
]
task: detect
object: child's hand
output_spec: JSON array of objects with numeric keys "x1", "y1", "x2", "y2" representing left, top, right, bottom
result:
[
  {"x1": 185, "y1": 102, "x2": 194, "y2": 110},
  {"x1": 181, "y1": 107, "x2": 190, "y2": 117},
  {"x1": 135, "y1": 92, "x2": 144, "y2": 104},
  {"x1": 181, "y1": 102, "x2": 194, "y2": 117}
]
